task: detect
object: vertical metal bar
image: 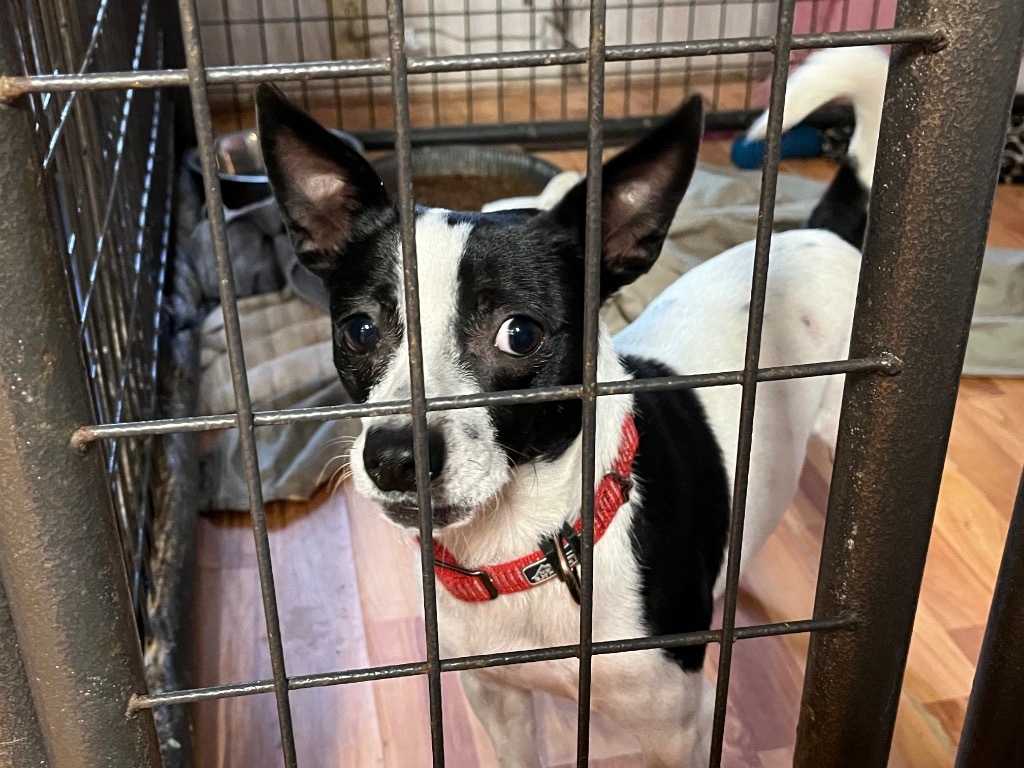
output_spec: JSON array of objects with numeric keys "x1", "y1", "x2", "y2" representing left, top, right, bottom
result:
[
  {"x1": 0, "y1": 21, "x2": 162, "y2": 768},
  {"x1": 622, "y1": 0, "x2": 633, "y2": 115},
  {"x1": 710, "y1": 0, "x2": 730, "y2": 115},
  {"x1": 707, "y1": 0, "x2": 795, "y2": 764},
  {"x1": 495, "y1": 0, "x2": 505, "y2": 122},
  {"x1": 651, "y1": 0, "x2": 666, "y2": 113},
  {"x1": 0, "y1": 582, "x2": 50, "y2": 768},
  {"x1": 956, "y1": 466, "x2": 1024, "y2": 768},
  {"x1": 383, "y1": 0, "x2": 446, "y2": 764},
  {"x1": 840, "y1": 0, "x2": 852, "y2": 31},
  {"x1": 679, "y1": 0, "x2": 695, "y2": 111},
  {"x1": 327, "y1": 0, "x2": 347, "y2": 128},
  {"x1": 793, "y1": 1, "x2": 1024, "y2": 765},
  {"x1": 869, "y1": 0, "x2": 882, "y2": 31},
  {"x1": 288, "y1": 0, "x2": 311, "y2": 112},
  {"x1": 427, "y1": 0, "x2": 441, "y2": 125},
  {"x1": 356, "y1": 0, "x2": 376, "y2": 129},
  {"x1": 255, "y1": 0, "x2": 271, "y2": 74},
  {"x1": 174, "y1": 1, "x2": 299, "y2": 766},
  {"x1": 743, "y1": 0, "x2": 762, "y2": 109},
  {"x1": 528, "y1": 0, "x2": 537, "y2": 121},
  {"x1": 575, "y1": 0, "x2": 607, "y2": 763},
  {"x1": 463, "y1": 0, "x2": 474, "y2": 123},
  {"x1": 216, "y1": 0, "x2": 241, "y2": 127},
  {"x1": 147, "y1": 147, "x2": 198, "y2": 768}
]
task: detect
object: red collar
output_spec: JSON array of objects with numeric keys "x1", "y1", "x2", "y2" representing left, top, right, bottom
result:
[{"x1": 432, "y1": 414, "x2": 639, "y2": 602}]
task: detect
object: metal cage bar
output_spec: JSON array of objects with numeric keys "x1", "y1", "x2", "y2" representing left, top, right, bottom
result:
[
  {"x1": 0, "y1": 15, "x2": 162, "y2": 768},
  {"x1": 0, "y1": 27, "x2": 943, "y2": 98},
  {"x1": 175, "y1": 0, "x2": 300, "y2": 765},
  {"x1": 129, "y1": 615, "x2": 856, "y2": 711},
  {"x1": 793, "y1": 0, "x2": 1024, "y2": 765},
  {"x1": 575, "y1": 0, "x2": 609, "y2": 759},
  {"x1": 955, "y1": 465, "x2": 1024, "y2": 768},
  {"x1": 382, "y1": 0, "x2": 448, "y2": 762},
  {"x1": 73, "y1": 356, "x2": 899, "y2": 442},
  {"x1": 708, "y1": 0, "x2": 796, "y2": 761}
]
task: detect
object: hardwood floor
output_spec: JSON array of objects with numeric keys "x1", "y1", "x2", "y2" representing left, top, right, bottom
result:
[
  {"x1": 209, "y1": 75, "x2": 756, "y2": 135},
  {"x1": 191, "y1": 138, "x2": 1024, "y2": 766}
]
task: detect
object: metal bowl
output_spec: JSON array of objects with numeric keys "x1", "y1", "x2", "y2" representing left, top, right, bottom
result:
[
  {"x1": 371, "y1": 146, "x2": 562, "y2": 211},
  {"x1": 184, "y1": 128, "x2": 364, "y2": 209}
]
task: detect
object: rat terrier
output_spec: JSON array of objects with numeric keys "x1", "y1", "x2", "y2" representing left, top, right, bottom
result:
[{"x1": 257, "y1": 84, "x2": 863, "y2": 767}]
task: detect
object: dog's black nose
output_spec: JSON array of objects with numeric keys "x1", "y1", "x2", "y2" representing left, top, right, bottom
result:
[{"x1": 362, "y1": 425, "x2": 446, "y2": 493}]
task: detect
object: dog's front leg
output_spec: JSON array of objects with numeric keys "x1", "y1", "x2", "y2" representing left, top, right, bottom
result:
[
  {"x1": 460, "y1": 670, "x2": 541, "y2": 768},
  {"x1": 616, "y1": 671, "x2": 713, "y2": 768}
]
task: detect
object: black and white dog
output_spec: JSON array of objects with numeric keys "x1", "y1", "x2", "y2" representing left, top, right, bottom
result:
[{"x1": 256, "y1": 81, "x2": 863, "y2": 766}]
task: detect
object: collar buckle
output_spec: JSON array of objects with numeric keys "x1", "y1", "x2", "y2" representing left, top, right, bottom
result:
[
  {"x1": 434, "y1": 560, "x2": 500, "y2": 600},
  {"x1": 540, "y1": 523, "x2": 583, "y2": 605}
]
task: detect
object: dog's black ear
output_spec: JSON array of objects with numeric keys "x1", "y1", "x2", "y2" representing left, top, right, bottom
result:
[
  {"x1": 550, "y1": 94, "x2": 703, "y2": 297},
  {"x1": 256, "y1": 83, "x2": 390, "y2": 277}
]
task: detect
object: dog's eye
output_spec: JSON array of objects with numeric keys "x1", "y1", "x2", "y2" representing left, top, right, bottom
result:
[
  {"x1": 495, "y1": 316, "x2": 544, "y2": 357},
  {"x1": 341, "y1": 313, "x2": 381, "y2": 353}
]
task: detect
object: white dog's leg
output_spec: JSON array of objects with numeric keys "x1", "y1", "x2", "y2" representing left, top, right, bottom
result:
[
  {"x1": 687, "y1": 675, "x2": 715, "y2": 768},
  {"x1": 460, "y1": 671, "x2": 541, "y2": 768},
  {"x1": 605, "y1": 669, "x2": 713, "y2": 768}
]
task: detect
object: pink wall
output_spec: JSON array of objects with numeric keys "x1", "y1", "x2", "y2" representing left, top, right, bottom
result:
[{"x1": 793, "y1": 0, "x2": 898, "y2": 38}]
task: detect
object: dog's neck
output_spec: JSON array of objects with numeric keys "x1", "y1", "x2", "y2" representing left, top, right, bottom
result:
[{"x1": 433, "y1": 327, "x2": 635, "y2": 567}]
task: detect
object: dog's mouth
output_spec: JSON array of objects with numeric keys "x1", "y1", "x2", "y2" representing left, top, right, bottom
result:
[{"x1": 380, "y1": 496, "x2": 473, "y2": 530}]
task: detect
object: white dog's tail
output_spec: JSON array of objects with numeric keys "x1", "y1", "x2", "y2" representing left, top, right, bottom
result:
[
  {"x1": 746, "y1": 46, "x2": 890, "y2": 246},
  {"x1": 746, "y1": 46, "x2": 889, "y2": 189}
]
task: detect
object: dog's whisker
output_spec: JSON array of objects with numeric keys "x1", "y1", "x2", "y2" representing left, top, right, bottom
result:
[
  {"x1": 316, "y1": 453, "x2": 353, "y2": 486},
  {"x1": 328, "y1": 465, "x2": 353, "y2": 495},
  {"x1": 323, "y1": 436, "x2": 358, "y2": 450},
  {"x1": 496, "y1": 439, "x2": 540, "y2": 489},
  {"x1": 320, "y1": 453, "x2": 348, "y2": 471},
  {"x1": 320, "y1": 455, "x2": 353, "y2": 494}
]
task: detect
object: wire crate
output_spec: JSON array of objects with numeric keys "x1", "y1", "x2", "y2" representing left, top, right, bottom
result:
[{"x1": 0, "y1": 0, "x2": 1022, "y2": 767}]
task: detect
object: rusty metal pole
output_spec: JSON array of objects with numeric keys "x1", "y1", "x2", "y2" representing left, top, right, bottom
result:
[
  {"x1": 0, "y1": 20, "x2": 163, "y2": 768},
  {"x1": 792, "y1": 1, "x2": 1024, "y2": 766},
  {"x1": 955, "y1": 466, "x2": 1024, "y2": 767}
]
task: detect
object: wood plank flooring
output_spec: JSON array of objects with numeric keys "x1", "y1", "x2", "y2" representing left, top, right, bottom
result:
[
  {"x1": 210, "y1": 76, "x2": 756, "y2": 135},
  {"x1": 192, "y1": 139, "x2": 1024, "y2": 766}
]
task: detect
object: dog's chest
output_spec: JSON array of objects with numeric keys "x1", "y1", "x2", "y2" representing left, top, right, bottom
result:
[
  {"x1": 439, "y1": 586, "x2": 585, "y2": 699},
  {"x1": 438, "y1": 581, "x2": 692, "y2": 718},
  {"x1": 434, "y1": 520, "x2": 668, "y2": 700}
]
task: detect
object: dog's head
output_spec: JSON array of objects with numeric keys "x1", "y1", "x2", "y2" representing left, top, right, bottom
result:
[{"x1": 256, "y1": 85, "x2": 702, "y2": 530}]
